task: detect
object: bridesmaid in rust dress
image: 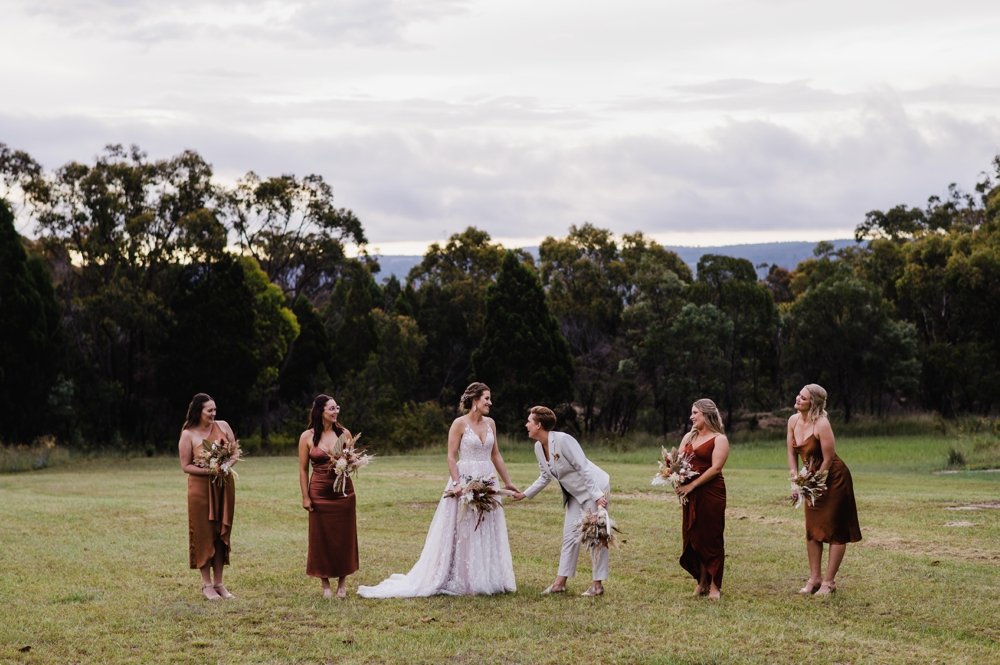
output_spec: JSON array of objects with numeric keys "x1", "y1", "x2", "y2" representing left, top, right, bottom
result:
[
  {"x1": 787, "y1": 384, "x2": 861, "y2": 596},
  {"x1": 298, "y1": 394, "x2": 360, "y2": 598},
  {"x1": 675, "y1": 398, "x2": 730, "y2": 600},
  {"x1": 178, "y1": 393, "x2": 238, "y2": 601}
]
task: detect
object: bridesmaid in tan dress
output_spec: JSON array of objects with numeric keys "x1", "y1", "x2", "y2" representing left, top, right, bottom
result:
[
  {"x1": 178, "y1": 393, "x2": 238, "y2": 601},
  {"x1": 298, "y1": 394, "x2": 360, "y2": 598},
  {"x1": 787, "y1": 384, "x2": 861, "y2": 596},
  {"x1": 675, "y1": 398, "x2": 730, "y2": 600}
]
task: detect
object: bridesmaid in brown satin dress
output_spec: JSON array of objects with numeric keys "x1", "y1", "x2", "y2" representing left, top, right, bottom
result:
[
  {"x1": 298, "y1": 394, "x2": 360, "y2": 598},
  {"x1": 675, "y1": 398, "x2": 730, "y2": 600},
  {"x1": 178, "y1": 393, "x2": 238, "y2": 601},
  {"x1": 787, "y1": 384, "x2": 861, "y2": 596}
]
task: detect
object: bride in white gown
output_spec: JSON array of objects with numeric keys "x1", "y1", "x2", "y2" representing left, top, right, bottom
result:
[{"x1": 358, "y1": 382, "x2": 519, "y2": 597}]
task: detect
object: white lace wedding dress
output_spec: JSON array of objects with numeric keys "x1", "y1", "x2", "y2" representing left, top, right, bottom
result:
[{"x1": 357, "y1": 424, "x2": 516, "y2": 597}]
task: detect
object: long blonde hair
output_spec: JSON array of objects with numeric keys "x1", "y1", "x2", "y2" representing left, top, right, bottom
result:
[
  {"x1": 803, "y1": 384, "x2": 828, "y2": 422},
  {"x1": 682, "y1": 398, "x2": 725, "y2": 445}
]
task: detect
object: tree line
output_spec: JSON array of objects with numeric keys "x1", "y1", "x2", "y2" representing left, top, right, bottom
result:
[{"x1": 2, "y1": 143, "x2": 998, "y2": 451}]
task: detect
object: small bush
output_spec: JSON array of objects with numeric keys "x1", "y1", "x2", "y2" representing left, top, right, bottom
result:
[{"x1": 945, "y1": 447, "x2": 966, "y2": 469}]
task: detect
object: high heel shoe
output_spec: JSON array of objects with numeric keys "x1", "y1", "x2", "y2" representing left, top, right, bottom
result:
[
  {"x1": 213, "y1": 584, "x2": 235, "y2": 600},
  {"x1": 202, "y1": 584, "x2": 221, "y2": 601},
  {"x1": 798, "y1": 580, "x2": 821, "y2": 595},
  {"x1": 815, "y1": 581, "x2": 837, "y2": 596}
]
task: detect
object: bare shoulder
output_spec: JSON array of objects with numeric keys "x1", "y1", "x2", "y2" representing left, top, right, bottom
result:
[
  {"x1": 449, "y1": 416, "x2": 467, "y2": 431},
  {"x1": 485, "y1": 416, "x2": 497, "y2": 431},
  {"x1": 815, "y1": 416, "x2": 834, "y2": 436},
  {"x1": 298, "y1": 430, "x2": 313, "y2": 445},
  {"x1": 178, "y1": 428, "x2": 193, "y2": 448},
  {"x1": 714, "y1": 434, "x2": 731, "y2": 449},
  {"x1": 216, "y1": 420, "x2": 236, "y2": 439},
  {"x1": 787, "y1": 413, "x2": 800, "y2": 428}
]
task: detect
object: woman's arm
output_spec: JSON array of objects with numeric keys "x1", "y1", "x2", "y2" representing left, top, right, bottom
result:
[
  {"x1": 815, "y1": 417, "x2": 837, "y2": 474},
  {"x1": 786, "y1": 414, "x2": 800, "y2": 476},
  {"x1": 178, "y1": 430, "x2": 209, "y2": 475},
  {"x1": 446, "y1": 418, "x2": 464, "y2": 495},
  {"x1": 298, "y1": 431, "x2": 313, "y2": 511},
  {"x1": 518, "y1": 445, "x2": 551, "y2": 500}
]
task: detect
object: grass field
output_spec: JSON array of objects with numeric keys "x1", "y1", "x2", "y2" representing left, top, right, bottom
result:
[{"x1": 1, "y1": 434, "x2": 998, "y2": 664}]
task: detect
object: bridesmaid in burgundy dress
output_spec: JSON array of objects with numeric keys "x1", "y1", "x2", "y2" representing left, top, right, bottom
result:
[
  {"x1": 787, "y1": 384, "x2": 861, "y2": 596},
  {"x1": 298, "y1": 394, "x2": 360, "y2": 598},
  {"x1": 675, "y1": 398, "x2": 730, "y2": 600}
]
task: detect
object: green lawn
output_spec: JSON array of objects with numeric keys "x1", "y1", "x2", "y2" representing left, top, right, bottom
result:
[{"x1": 1, "y1": 435, "x2": 998, "y2": 664}]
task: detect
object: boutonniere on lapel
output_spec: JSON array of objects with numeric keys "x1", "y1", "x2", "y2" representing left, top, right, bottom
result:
[{"x1": 553, "y1": 452, "x2": 560, "y2": 461}]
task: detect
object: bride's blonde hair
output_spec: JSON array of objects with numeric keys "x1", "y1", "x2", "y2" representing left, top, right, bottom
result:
[{"x1": 803, "y1": 384, "x2": 828, "y2": 422}]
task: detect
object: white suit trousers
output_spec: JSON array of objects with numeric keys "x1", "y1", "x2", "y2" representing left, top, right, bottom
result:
[{"x1": 557, "y1": 483, "x2": 611, "y2": 581}]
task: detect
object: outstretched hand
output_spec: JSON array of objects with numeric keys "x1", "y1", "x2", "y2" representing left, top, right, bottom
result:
[{"x1": 510, "y1": 491, "x2": 526, "y2": 501}]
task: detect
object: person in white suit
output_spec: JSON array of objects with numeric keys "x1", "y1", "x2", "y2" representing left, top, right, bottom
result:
[{"x1": 512, "y1": 405, "x2": 611, "y2": 596}]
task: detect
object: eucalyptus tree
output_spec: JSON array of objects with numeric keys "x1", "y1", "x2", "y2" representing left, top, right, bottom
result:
[
  {"x1": 472, "y1": 251, "x2": 573, "y2": 431},
  {"x1": 0, "y1": 199, "x2": 62, "y2": 443},
  {"x1": 406, "y1": 227, "x2": 524, "y2": 403},
  {"x1": 620, "y1": 248, "x2": 691, "y2": 433},
  {"x1": 689, "y1": 254, "x2": 780, "y2": 425},
  {"x1": 9, "y1": 144, "x2": 223, "y2": 443},
  {"x1": 539, "y1": 224, "x2": 630, "y2": 433},
  {"x1": 854, "y1": 153, "x2": 1000, "y2": 415},
  {"x1": 222, "y1": 172, "x2": 366, "y2": 307}
]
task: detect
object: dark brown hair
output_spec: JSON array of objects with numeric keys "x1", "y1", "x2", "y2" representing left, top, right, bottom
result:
[
  {"x1": 309, "y1": 394, "x2": 343, "y2": 446},
  {"x1": 182, "y1": 393, "x2": 214, "y2": 432}
]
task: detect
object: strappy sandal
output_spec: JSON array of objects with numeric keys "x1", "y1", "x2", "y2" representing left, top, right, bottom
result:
[
  {"x1": 213, "y1": 584, "x2": 235, "y2": 600},
  {"x1": 815, "y1": 581, "x2": 837, "y2": 596},
  {"x1": 202, "y1": 584, "x2": 221, "y2": 601}
]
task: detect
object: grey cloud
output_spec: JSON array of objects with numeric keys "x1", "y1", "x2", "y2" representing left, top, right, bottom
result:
[
  {"x1": 3, "y1": 100, "x2": 999, "y2": 246},
  {"x1": 17, "y1": 0, "x2": 472, "y2": 46}
]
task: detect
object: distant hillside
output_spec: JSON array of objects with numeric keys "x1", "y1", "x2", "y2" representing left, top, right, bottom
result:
[{"x1": 372, "y1": 239, "x2": 857, "y2": 283}]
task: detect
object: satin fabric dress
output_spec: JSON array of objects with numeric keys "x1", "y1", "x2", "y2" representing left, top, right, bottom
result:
[
  {"x1": 794, "y1": 435, "x2": 862, "y2": 544},
  {"x1": 187, "y1": 422, "x2": 235, "y2": 569},
  {"x1": 679, "y1": 437, "x2": 726, "y2": 589},
  {"x1": 306, "y1": 445, "x2": 360, "y2": 578},
  {"x1": 357, "y1": 424, "x2": 515, "y2": 597}
]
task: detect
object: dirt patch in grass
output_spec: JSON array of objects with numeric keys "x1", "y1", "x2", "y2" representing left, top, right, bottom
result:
[
  {"x1": 863, "y1": 534, "x2": 999, "y2": 562},
  {"x1": 944, "y1": 500, "x2": 1000, "y2": 510},
  {"x1": 726, "y1": 507, "x2": 796, "y2": 525}
]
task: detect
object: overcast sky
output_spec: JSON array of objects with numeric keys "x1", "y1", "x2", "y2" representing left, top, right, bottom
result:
[{"x1": 3, "y1": 1, "x2": 1000, "y2": 254}]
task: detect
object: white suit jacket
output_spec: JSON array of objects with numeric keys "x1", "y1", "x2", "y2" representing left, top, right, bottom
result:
[{"x1": 523, "y1": 431, "x2": 609, "y2": 503}]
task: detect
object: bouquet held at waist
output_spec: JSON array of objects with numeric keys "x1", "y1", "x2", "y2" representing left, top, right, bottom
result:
[
  {"x1": 443, "y1": 475, "x2": 514, "y2": 530},
  {"x1": 790, "y1": 464, "x2": 828, "y2": 508},
  {"x1": 651, "y1": 445, "x2": 700, "y2": 505},
  {"x1": 196, "y1": 437, "x2": 243, "y2": 486},
  {"x1": 328, "y1": 432, "x2": 374, "y2": 494}
]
